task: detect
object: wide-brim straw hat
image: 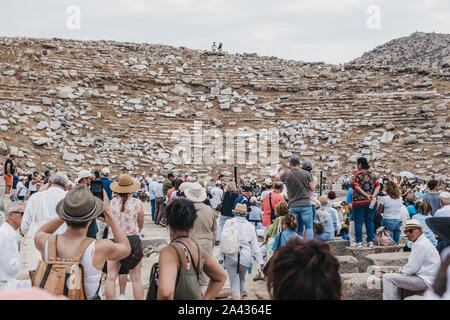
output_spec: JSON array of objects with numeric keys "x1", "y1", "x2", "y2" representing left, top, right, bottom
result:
[
  {"x1": 110, "y1": 174, "x2": 141, "y2": 194},
  {"x1": 56, "y1": 185, "x2": 103, "y2": 223},
  {"x1": 400, "y1": 219, "x2": 426, "y2": 231},
  {"x1": 184, "y1": 182, "x2": 207, "y2": 203},
  {"x1": 232, "y1": 203, "x2": 248, "y2": 214}
]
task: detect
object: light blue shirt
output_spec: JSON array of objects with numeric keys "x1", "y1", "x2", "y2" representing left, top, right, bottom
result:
[
  {"x1": 272, "y1": 229, "x2": 302, "y2": 250},
  {"x1": 248, "y1": 206, "x2": 263, "y2": 231},
  {"x1": 412, "y1": 214, "x2": 437, "y2": 247},
  {"x1": 147, "y1": 181, "x2": 156, "y2": 200},
  {"x1": 314, "y1": 207, "x2": 335, "y2": 241},
  {"x1": 154, "y1": 182, "x2": 163, "y2": 198}
]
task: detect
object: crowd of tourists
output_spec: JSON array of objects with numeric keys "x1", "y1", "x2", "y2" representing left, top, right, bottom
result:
[{"x1": 1, "y1": 151, "x2": 450, "y2": 300}]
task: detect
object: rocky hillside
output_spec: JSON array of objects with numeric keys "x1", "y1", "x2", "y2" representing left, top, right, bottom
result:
[
  {"x1": 350, "y1": 32, "x2": 450, "y2": 70},
  {"x1": 0, "y1": 36, "x2": 449, "y2": 182}
]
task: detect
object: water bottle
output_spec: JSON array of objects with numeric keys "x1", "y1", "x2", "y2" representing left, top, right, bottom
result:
[{"x1": 369, "y1": 196, "x2": 377, "y2": 209}]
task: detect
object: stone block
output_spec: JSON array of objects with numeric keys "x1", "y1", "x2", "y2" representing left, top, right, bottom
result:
[
  {"x1": 336, "y1": 256, "x2": 359, "y2": 273},
  {"x1": 345, "y1": 245, "x2": 402, "y2": 272},
  {"x1": 341, "y1": 272, "x2": 383, "y2": 300},
  {"x1": 328, "y1": 239, "x2": 350, "y2": 256},
  {"x1": 362, "y1": 252, "x2": 410, "y2": 273}
]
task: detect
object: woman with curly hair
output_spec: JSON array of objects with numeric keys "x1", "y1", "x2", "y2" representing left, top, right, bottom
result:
[
  {"x1": 378, "y1": 180, "x2": 403, "y2": 244},
  {"x1": 267, "y1": 238, "x2": 341, "y2": 300}
]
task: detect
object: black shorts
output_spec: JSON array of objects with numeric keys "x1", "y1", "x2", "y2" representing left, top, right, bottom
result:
[{"x1": 103, "y1": 235, "x2": 143, "y2": 274}]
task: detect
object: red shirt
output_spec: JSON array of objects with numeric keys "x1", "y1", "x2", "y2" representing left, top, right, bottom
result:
[{"x1": 261, "y1": 191, "x2": 285, "y2": 226}]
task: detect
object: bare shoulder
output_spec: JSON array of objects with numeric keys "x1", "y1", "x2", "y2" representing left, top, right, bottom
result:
[{"x1": 94, "y1": 238, "x2": 115, "y2": 253}]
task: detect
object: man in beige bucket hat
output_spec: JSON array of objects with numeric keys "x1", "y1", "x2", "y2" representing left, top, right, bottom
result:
[
  {"x1": 184, "y1": 182, "x2": 217, "y2": 295},
  {"x1": 382, "y1": 219, "x2": 441, "y2": 300}
]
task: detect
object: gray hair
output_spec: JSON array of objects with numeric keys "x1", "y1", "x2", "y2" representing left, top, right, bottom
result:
[
  {"x1": 6, "y1": 201, "x2": 24, "y2": 215},
  {"x1": 49, "y1": 173, "x2": 70, "y2": 188}
]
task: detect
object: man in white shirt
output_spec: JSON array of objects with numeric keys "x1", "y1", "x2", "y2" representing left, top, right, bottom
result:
[
  {"x1": 153, "y1": 176, "x2": 164, "y2": 223},
  {"x1": 0, "y1": 202, "x2": 25, "y2": 287},
  {"x1": 21, "y1": 173, "x2": 70, "y2": 236},
  {"x1": 210, "y1": 181, "x2": 224, "y2": 210},
  {"x1": 383, "y1": 219, "x2": 441, "y2": 300},
  {"x1": 145, "y1": 173, "x2": 157, "y2": 220},
  {"x1": 434, "y1": 192, "x2": 450, "y2": 217},
  {"x1": 15, "y1": 176, "x2": 27, "y2": 201}
]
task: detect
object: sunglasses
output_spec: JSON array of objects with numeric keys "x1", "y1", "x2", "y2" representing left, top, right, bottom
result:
[
  {"x1": 404, "y1": 229, "x2": 417, "y2": 234},
  {"x1": 12, "y1": 211, "x2": 24, "y2": 216}
]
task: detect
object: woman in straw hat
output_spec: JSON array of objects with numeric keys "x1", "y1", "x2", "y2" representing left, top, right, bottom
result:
[
  {"x1": 218, "y1": 203, "x2": 264, "y2": 300},
  {"x1": 104, "y1": 174, "x2": 145, "y2": 300},
  {"x1": 34, "y1": 185, "x2": 131, "y2": 300}
]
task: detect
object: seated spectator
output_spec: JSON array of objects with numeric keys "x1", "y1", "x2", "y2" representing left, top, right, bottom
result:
[
  {"x1": 383, "y1": 219, "x2": 440, "y2": 300},
  {"x1": 266, "y1": 238, "x2": 341, "y2": 300},
  {"x1": 406, "y1": 196, "x2": 418, "y2": 218},
  {"x1": 412, "y1": 202, "x2": 437, "y2": 247},
  {"x1": 272, "y1": 214, "x2": 302, "y2": 250},
  {"x1": 314, "y1": 196, "x2": 335, "y2": 242},
  {"x1": 423, "y1": 180, "x2": 441, "y2": 216},
  {"x1": 434, "y1": 192, "x2": 450, "y2": 217},
  {"x1": 0, "y1": 202, "x2": 27, "y2": 289}
]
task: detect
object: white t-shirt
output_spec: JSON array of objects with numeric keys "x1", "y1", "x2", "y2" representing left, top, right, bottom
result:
[
  {"x1": 379, "y1": 195, "x2": 403, "y2": 220},
  {"x1": 16, "y1": 181, "x2": 27, "y2": 197},
  {"x1": 28, "y1": 180, "x2": 38, "y2": 192},
  {"x1": 210, "y1": 187, "x2": 224, "y2": 210}
]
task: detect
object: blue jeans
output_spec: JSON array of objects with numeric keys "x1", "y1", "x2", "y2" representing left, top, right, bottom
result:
[
  {"x1": 150, "y1": 199, "x2": 155, "y2": 220},
  {"x1": 312, "y1": 204, "x2": 316, "y2": 222},
  {"x1": 353, "y1": 204, "x2": 376, "y2": 243},
  {"x1": 290, "y1": 206, "x2": 314, "y2": 240},
  {"x1": 381, "y1": 218, "x2": 402, "y2": 244}
]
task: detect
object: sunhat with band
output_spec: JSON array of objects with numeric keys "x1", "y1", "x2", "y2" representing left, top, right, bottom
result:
[
  {"x1": 400, "y1": 219, "x2": 426, "y2": 231},
  {"x1": 232, "y1": 203, "x2": 249, "y2": 214},
  {"x1": 184, "y1": 182, "x2": 207, "y2": 203},
  {"x1": 56, "y1": 185, "x2": 104, "y2": 223},
  {"x1": 110, "y1": 174, "x2": 141, "y2": 194}
]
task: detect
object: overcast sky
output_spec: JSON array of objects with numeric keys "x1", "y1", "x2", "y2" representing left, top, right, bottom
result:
[{"x1": 0, "y1": 0, "x2": 449, "y2": 64}]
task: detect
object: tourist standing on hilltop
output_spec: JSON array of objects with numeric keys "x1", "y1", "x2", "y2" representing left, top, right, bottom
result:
[
  {"x1": 423, "y1": 179, "x2": 441, "y2": 216},
  {"x1": 211, "y1": 42, "x2": 217, "y2": 52},
  {"x1": 105, "y1": 174, "x2": 144, "y2": 300},
  {"x1": 3, "y1": 153, "x2": 17, "y2": 195},
  {"x1": 351, "y1": 157, "x2": 380, "y2": 248},
  {"x1": 218, "y1": 42, "x2": 223, "y2": 52},
  {"x1": 275, "y1": 156, "x2": 315, "y2": 239}
]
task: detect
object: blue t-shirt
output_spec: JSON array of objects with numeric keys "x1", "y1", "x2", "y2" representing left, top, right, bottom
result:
[
  {"x1": 422, "y1": 193, "x2": 441, "y2": 216},
  {"x1": 407, "y1": 205, "x2": 417, "y2": 219},
  {"x1": 272, "y1": 229, "x2": 302, "y2": 250},
  {"x1": 346, "y1": 188, "x2": 354, "y2": 219},
  {"x1": 314, "y1": 208, "x2": 335, "y2": 241},
  {"x1": 98, "y1": 177, "x2": 113, "y2": 200}
]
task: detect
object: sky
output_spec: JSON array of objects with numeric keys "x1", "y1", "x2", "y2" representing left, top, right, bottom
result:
[{"x1": 0, "y1": 0, "x2": 449, "y2": 64}]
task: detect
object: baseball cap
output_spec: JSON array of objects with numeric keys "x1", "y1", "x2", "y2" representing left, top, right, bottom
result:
[
  {"x1": 264, "y1": 178, "x2": 272, "y2": 186},
  {"x1": 242, "y1": 185, "x2": 252, "y2": 192},
  {"x1": 301, "y1": 160, "x2": 313, "y2": 171},
  {"x1": 75, "y1": 170, "x2": 92, "y2": 184},
  {"x1": 101, "y1": 167, "x2": 110, "y2": 176},
  {"x1": 289, "y1": 155, "x2": 300, "y2": 166}
]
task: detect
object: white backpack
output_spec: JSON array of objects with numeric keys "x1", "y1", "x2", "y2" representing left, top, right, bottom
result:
[{"x1": 219, "y1": 220, "x2": 240, "y2": 255}]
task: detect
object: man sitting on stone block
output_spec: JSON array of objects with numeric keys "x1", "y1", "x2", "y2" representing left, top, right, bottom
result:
[{"x1": 382, "y1": 219, "x2": 440, "y2": 300}]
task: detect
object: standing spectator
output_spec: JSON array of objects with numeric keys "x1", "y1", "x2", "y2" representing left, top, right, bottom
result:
[
  {"x1": 383, "y1": 219, "x2": 440, "y2": 300},
  {"x1": 218, "y1": 203, "x2": 264, "y2": 300},
  {"x1": 98, "y1": 167, "x2": 113, "y2": 200},
  {"x1": 218, "y1": 42, "x2": 223, "y2": 52},
  {"x1": 210, "y1": 181, "x2": 224, "y2": 210},
  {"x1": 266, "y1": 238, "x2": 341, "y2": 300},
  {"x1": 3, "y1": 153, "x2": 17, "y2": 195},
  {"x1": 154, "y1": 176, "x2": 165, "y2": 224},
  {"x1": 302, "y1": 160, "x2": 318, "y2": 221},
  {"x1": 145, "y1": 173, "x2": 157, "y2": 220},
  {"x1": 42, "y1": 170, "x2": 51, "y2": 185},
  {"x1": 314, "y1": 196, "x2": 335, "y2": 241},
  {"x1": 211, "y1": 42, "x2": 217, "y2": 52},
  {"x1": 260, "y1": 178, "x2": 272, "y2": 201},
  {"x1": 34, "y1": 186, "x2": 131, "y2": 300},
  {"x1": 0, "y1": 202, "x2": 25, "y2": 288},
  {"x1": 352, "y1": 157, "x2": 380, "y2": 248},
  {"x1": 412, "y1": 202, "x2": 437, "y2": 247},
  {"x1": 28, "y1": 171, "x2": 41, "y2": 197},
  {"x1": 378, "y1": 181, "x2": 403, "y2": 244},
  {"x1": 423, "y1": 180, "x2": 441, "y2": 216},
  {"x1": 275, "y1": 156, "x2": 315, "y2": 239},
  {"x1": 261, "y1": 181, "x2": 285, "y2": 234},
  {"x1": 21, "y1": 173, "x2": 70, "y2": 236},
  {"x1": 185, "y1": 183, "x2": 217, "y2": 295},
  {"x1": 163, "y1": 173, "x2": 175, "y2": 200},
  {"x1": 216, "y1": 182, "x2": 239, "y2": 245},
  {"x1": 104, "y1": 174, "x2": 145, "y2": 300},
  {"x1": 248, "y1": 196, "x2": 264, "y2": 238},
  {"x1": 157, "y1": 198, "x2": 226, "y2": 300},
  {"x1": 15, "y1": 176, "x2": 27, "y2": 201},
  {"x1": 232, "y1": 185, "x2": 252, "y2": 214}
]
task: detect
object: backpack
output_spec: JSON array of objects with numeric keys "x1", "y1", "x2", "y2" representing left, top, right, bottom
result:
[
  {"x1": 146, "y1": 262, "x2": 160, "y2": 300},
  {"x1": 313, "y1": 210, "x2": 325, "y2": 234},
  {"x1": 29, "y1": 235, "x2": 94, "y2": 300},
  {"x1": 219, "y1": 220, "x2": 240, "y2": 255},
  {"x1": 374, "y1": 226, "x2": 395, "y2": 246}
]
